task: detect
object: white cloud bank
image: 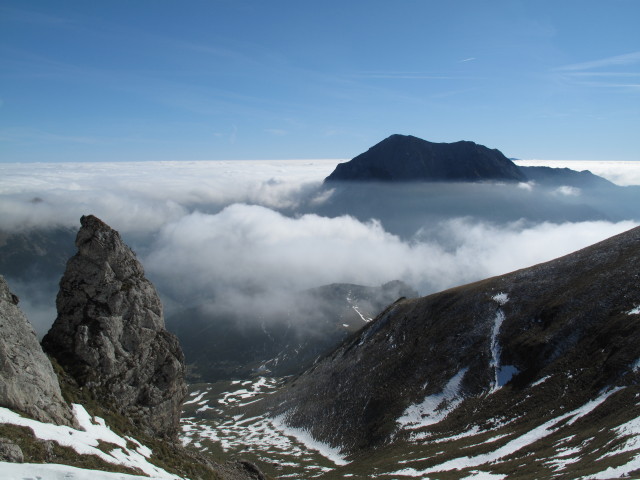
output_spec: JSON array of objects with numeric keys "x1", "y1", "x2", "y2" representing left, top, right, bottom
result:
[
  {"x1": 1, "y1": 159, "x2": 639, "y2": 330},
  {"x1": 144, "y1": 206, "x2": 637, "y2": 306},
  {"x1": 0, "y1": 159, "x2": 342, "y2": 233}
]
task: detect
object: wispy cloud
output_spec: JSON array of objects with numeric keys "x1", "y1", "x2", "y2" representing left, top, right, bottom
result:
[
  {"x1": 554, "y1": 51, "x2": 640, "y2": 90},
  {"x1": 265, "y1": 128, "x2": 288, "y2": 136},
  {"x1": 353, "y1": 72, "x2": 472, "y2": 80},
  {"x1": 459, "y1": 57, "x2": 476, "y2": 63},
  {"x1": 557, "y1": 51, "x2": 640, "y2": 72}
]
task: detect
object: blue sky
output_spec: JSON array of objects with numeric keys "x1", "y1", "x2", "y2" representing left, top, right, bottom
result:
[{"x1": 1, "y1": 0, "x2": 639, "y2": 162}]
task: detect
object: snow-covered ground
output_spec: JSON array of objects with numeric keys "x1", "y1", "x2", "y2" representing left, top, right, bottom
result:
[
  {"x1": 385, "y1": 387, "x2": 635, "y2": 479},
  {"x1": 397, "y1": 368, "x2": 468, "y2": 434},
  {"x1": 0, "y1": 462, "x2": 158, "y2": 480},
  {"x1": 0, "y1": 404, "x2": 180, "y2": 479},
  {"x1": 180, "y1": 377, "x2": 341, "y2": 478}
]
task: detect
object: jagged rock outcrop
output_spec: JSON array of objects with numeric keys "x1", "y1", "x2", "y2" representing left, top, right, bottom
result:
[
  {"x1": 42, "y1": 215, "x2": 187, "y2": 439},
  {"x1": 325, "y1": 134, "x2": 527, "y2": 183},
  {"x1": 0, "y1": 275, "x2": 75, "y2": 427},
  {"x1": 270, "y1": 225, "x2": 640, "y2": 466}
]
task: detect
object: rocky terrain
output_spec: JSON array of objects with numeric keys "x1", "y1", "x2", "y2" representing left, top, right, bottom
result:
[
  {"x1": 0, "y1": 275, "x2": 75, "y2": 428},
  {"x1": 266, "y1": 225, "x2": 640, "y2": 478},
  {"x1": 1, "y1": 216, "x2": 267, "y2": 479},
  {"x1": 42, "y1": 215, "x2": 187, "y2": 439}
]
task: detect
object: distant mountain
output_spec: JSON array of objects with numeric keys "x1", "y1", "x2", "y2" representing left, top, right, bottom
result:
[
  {"x1": 167, "y1": 280, "x2": 418, "y2": 381},
  {"x1": 0, "y1": 226, "x2": 75, "y2": 281},
  {"x1": 269, "y1": 225, "x2": 640, "y2": 478},
  {"x1": 325, "y1": 134, "x2": 527, "y2": 183},
  {"x1": 520, "y1": 165, "x2": 615, "y2": 188}
]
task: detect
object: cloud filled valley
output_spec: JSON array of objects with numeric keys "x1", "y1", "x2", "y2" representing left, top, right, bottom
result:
[{"x1": 1, "y1": 159, "x2": 639, "y2": 336}]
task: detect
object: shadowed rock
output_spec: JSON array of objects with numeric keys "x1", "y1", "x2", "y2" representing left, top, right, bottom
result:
[
  {"x1": 42, "y1": 215, "x2": 186, "y2": 439},
  {"x1": 0, "y1": 275, "x2": 76, "y2": 427}
]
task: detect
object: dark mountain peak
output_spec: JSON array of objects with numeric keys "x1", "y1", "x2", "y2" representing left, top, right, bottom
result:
[{"x1": 325, "y1": 134, "x2": 527, "y2": 183}]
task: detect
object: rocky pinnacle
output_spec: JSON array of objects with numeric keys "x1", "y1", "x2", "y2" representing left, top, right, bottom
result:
[{"x1": 42, "y1": 215, "x2": 187, "y2": 439}]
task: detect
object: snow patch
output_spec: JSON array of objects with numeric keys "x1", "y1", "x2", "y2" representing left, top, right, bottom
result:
[
  {"x1": 462, "y1": 471, "x2": 507, "y2": 480},
  {"x1": 271, "y1": 415, "x2": 349, "y2": 466},
  {"x1": 496, "y1": 365, "x2": 519, "y2": 387},
  {"x1": 628, "y1": 305, "x2": 640, "y2": 315},
  {"x1": 0, "y1": 405, "x2": 179, "y2": 479},
  {"x1": 489, "y1": 310, "x2": 506, "y2": 392},
  {"x1": 409, "y1": 387, "x2": 621, "y2": 475},
  {"x1": 351, "y1": 305, "x2": 372, "y2": 323},
  {"x1": 583, "y1": 454, "x2": 640, "y2": 479},
  {"x1": 531, "y1": 375, "x2": 552, "y2": 387},
  {"x1": 398, "y1": 368, "x2": 468, "y2": 430},
  {"x1": 492, "y1": 293, "x2": 509, "y2": 305},
  {"x1": 0, "y1": 462, "x2": 156, "y2": 480}
]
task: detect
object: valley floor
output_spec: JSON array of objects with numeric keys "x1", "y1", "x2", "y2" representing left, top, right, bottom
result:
[{"x1": 181, "y1": 377, "x2": 640, "y2": 480}]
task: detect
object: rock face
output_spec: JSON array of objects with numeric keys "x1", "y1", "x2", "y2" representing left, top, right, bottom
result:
[
  {"x1": 270, "y1": 226, "x2": 640, "y2": 473},
  {"x1": 325, "y1": 134, "x2": 527, "y2": 183},
  {"x1": 42, "y1": 215, "x2": 187, "y2": 439},
  {"x1": 0, "y1": 275, "x2": 75, "y2": 427}
]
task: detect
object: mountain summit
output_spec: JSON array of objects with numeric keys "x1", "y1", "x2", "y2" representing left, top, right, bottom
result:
[{"x1": 325, "y1": 134, "x2": 527, "y2": 182}]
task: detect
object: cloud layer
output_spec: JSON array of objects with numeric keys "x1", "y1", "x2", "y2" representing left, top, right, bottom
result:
[
  {"x1": 1, "y1": 159, "x2": 639, "y2": 334},
  {"x1": 144, "y1": 206, "x2": 637, "y2": 309}
]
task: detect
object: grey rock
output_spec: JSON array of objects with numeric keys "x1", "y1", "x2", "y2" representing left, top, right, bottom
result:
[
  {"x1": 0, "y1": 437, "x2": 24, "y2": 463},
  {"x1": 0, "y1": 275, "x2": 76, "y2": 427},
  {"x1": 42, "y1": 215, "x2": 187, "y2": 439}
]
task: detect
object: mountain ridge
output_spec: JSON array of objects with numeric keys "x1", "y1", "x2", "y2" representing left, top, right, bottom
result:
[
  {"x1": 325, "y1": 134, "x2": 528, "y2": 183},
  {"x1": 267, "y1": 224, "x2": 640, "y2": 477}
]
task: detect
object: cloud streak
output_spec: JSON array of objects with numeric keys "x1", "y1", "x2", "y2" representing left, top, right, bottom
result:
[{"x1": 557, "y1": 51, "x2": 640, "y2": 72}]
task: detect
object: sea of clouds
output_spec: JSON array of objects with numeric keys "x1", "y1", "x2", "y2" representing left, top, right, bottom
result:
[{"x1": 1, "y1": 159, "x2": 639, "y2": 334}]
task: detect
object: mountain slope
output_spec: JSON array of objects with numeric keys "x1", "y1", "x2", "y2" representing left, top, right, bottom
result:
[{"x1": 269, "y1": 225, "x2": 640, "y2": 478}]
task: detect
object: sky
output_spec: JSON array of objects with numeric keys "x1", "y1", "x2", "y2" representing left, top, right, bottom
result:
[{"x1": 1, "y1": 0, "x2": 639, "y2": 163}]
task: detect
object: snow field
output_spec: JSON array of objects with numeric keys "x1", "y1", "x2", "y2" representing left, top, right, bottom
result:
[
  {"x1": 387, "y1": 387, "x2": 623, "y2": 477},
  {"x1": 181, "y1": 376, "x2": 342, "y2": 477},
  {"x1": 0, "y1": 404, "x2": 179, "y2": 479}
]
